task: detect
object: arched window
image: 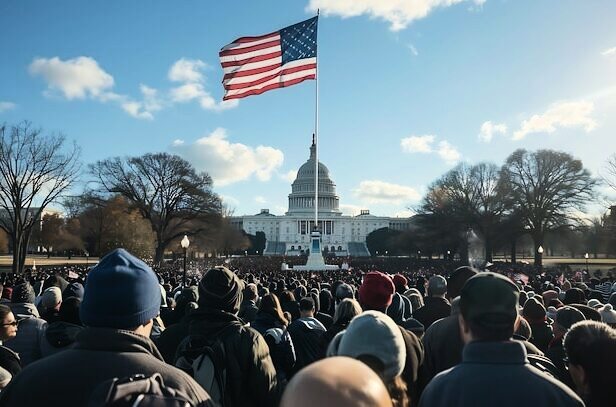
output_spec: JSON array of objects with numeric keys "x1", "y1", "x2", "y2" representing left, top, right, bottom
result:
[
  {"x1": 298, "y1": 246, "x2": 302, "y2": 250},
  {"x1": 338, "y1": 246, "x2": 342, "y2": 251},
  {"x1": 331, "y1": 246, "x2": 336, "y2": 252},
  {"x1": 290, "y1": 245, "x2": 295, "y2": 250}
]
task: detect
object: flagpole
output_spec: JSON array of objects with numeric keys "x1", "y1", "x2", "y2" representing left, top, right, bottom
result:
[{"x1": 314, "y1": 10, "x2": 319, "y2": 232}]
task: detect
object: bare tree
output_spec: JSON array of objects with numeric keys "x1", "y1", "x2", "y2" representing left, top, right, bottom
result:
[
  {"x1": 501, "y1": 149, "x2": 596, "y2": 266},
  {"x1": 89, "y1": 153, "x2": 222, "y2": 264},
  {"x1": 0, "y1": 122, "x2": 81, "y2": 273}
]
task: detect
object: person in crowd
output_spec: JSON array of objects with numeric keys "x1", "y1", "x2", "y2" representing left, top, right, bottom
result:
[
  {"x1": 41, "y1": 296, "x2": 84, "y2": 356},
  {"x1": 393, "y1": 274, "x2": 413, "y2": 320},
  {"x1": 180, "y1": 266, "x2": 281, "y2": 407},
  {"x1": 319, "y1": 288, "x2": 334, "y2": 317},
  {"x1": 310, "y1": 291, "x2": 333, "y2": 330},
  {"x1": 599, "y1": 303, "x2": 616, "y2": 328},
  {"x1": 564, "y1": 320, "x2": 616, "y2": 407},
  {"x1": 413, "y1": 276, "x2": 450, "y2": 329},
  {"x1": 328, "y1": 311, "x2": 409, "y2": 407},
  {"x1": 38, "y1": 286, "x2": 62, "y2": 323},
  {"x1": 251, "y1": 293, "x2": 296, "y2": 381},
  {"x1": 403, "y1": 288, "x2": 424, "y2": 312},
  {"x1": 239, "y1": 283, "x2": 260, "y2": 324},
  {"x1": 419, "y1": 272, "x2": 584, "y2": 407},
  {"x1": 0, "y1": 248, "x2": 212, "y2": 407},
  {"x1": 334, "y1": 283, "x2": 354, "y2": 308},
  {"x1": 280, "y1": 290, "x2": 300, "y2": 321},
  {"x1": 281, "y1": 357, "x2": 393, "y2": 407},
  {"x1": 5, "y1": 282, "x2": 47, "y2": 366},
  {"x1": 0, "y1": 305, "x2": 20, "y2": 378},
  {"x1": 287, "y1": 297, "x2": 327, "y2": 375},
  {"x1": 322, "y1": 298, "x2": 362, "y2": 348},
  {"x1": 522, "y1": 297, "x2": 554, "y2": 352},
  {"x1": 358, "y1": 271, "x2": 424, "y2": 404},
  {"x1": 545, "y1": 306, "x2": 586, "y2": 388}
]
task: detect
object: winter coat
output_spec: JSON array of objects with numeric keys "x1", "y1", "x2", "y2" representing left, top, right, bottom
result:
[
  {"x1": 6, "y1": 303, "x2": 47, "y2": 366},
  {"x1": 419, "y1": 341, "x2": 584, "y2": 407},
  {"x1": 0, "y1": 328, "x2": 212, "y2": 407},
  {"x1": 287, "y1": 316, "x2": 326, "y2": 376},
  {"x1": 0, "y1": 346, "x2": 20, "y2": 378},
  {"x1": 252, "y1": 312, "x2": 296, "y2": 381},
  {"x1": 41, "y1": 321, "x2": 84, "y2": 357},
  {"x1": 413, "y1": 297, "x2": 451, "y2": 329},
  {"x1": 528, "y1": 320, "x2": 554, "y2": 353},
  {"x1": 314, "y1": 312, "x2": 333, "y2": 330},
  {"x1": 239, "y1": 299, "x2": 259, "y2": 324},
  {"x1": 186, "y1": 307, "x2": 281, "y2": 407}
]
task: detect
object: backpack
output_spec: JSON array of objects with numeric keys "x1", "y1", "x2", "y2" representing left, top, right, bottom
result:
[
  {"x1": 88, "y1": 373, "x2": 193, "y2": 407},
  {"x1": 175, "y1": 328, "x2": 233, "y2": 407}
]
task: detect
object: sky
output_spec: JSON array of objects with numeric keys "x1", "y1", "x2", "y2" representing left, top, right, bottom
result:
[{"x1": 1, "y1": 0, "x2": 616, "y2": 219}]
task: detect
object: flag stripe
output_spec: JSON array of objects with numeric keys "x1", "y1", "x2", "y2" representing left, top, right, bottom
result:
[
  {"x1": 220, "y1": 49, "x2": 281, "y2": 67},
  {"x1": 222, "y1": 57, "x2": 282, "y2": 76},
  {"x1": 223, "y1": 62, "x2": 282, "y2": 80},
  {"x1": 221, "y1": 32, "x2": 278, "y2": 50},
  {"x1": 224, "y1": 74, "x2": 315, "y2": 100},
  {"x1": 224, "y1": 58, "x2": 316, "y2": 86},
  {"x1": 219, "y1": 39, "x2": 281, "y2": 57},
  {"x1": 224, "y1": 63, "x2": 317, "y2": 90},
  {"x1": 223, "y1": 68, "x2": 316, "y2": 99}
]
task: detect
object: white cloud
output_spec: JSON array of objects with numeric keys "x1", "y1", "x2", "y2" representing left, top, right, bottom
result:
[
  {"x1": 513, "y1": 100, "x2": 597, "y2": 140},
  {"x1": 601, "y1": 46, "x2": 616, "y2": 57},
  {"x1": 407, "y1": 43, "x2": 419, "y2": 56},
  {"x1": 168, "y1": 59, "x2": 207, "y2": 83},
  {"x1": 436, "y1": 141, "x2": 461, "y2": 164},
  {"x1": 400, "y1": 135, "x2": 435, "y2": 153},
  {"x1": 401, "y1": 134, "x2": 461, "y2": 163},
  {"x1": 353, "y1": 180, "x2": 421, "y2": 204},
  {"x1": 280, "y1": 170, "x2": 297, "y2": 183},
  {"x1": 307, "y1": 0, "x2": 487, "y2": 31},
  {"x1": 255, "y1": 196, "x2": 267, "y2": 204},
  {"x1": 0, "y1": 102, "x2": 15, "y2": 112},
  {"x1": 171, "y1": 128, "x2": 284, "y2": 186},
  {"x1": 168, "y1": 58, "x2": 238, "y2": 112},
  {"x1": 478, "y1": 121, "x2": 507, "y2": 143},
  {"x1": 394, "y1": 209, "x2": 416, "y2": 217},
  {"x1": 340, "y1": 204, "x2": 364, "y2": 216},
  {"x1": 29, "y1": 57, "x2": 114, "y2": 100},
  {"x1": 172, "y1": 139, "x2": 185, "y2": 146},
  {"x1": 121, "y1": 101, "x2": 153, "y2": 120}
]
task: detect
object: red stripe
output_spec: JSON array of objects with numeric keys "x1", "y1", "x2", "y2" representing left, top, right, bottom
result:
[
  {"x1": 220, "y1": 50, "x2": 281, "y2": 68},
  {"x1": 222, "y1": 32, "x2": 278, "y2": 48},
  {"x1": 219, "y1": 39, "x2": 280, "y2": 58},
  {"x1": 223, "y1": 63, "x2": 317, "y2": 90},
  {"x1": 222, "y1": 62, "x2": 282, "y2": 81},
  {"x1": 223, "y1": 75, "x2": 315, "y2": 100}
]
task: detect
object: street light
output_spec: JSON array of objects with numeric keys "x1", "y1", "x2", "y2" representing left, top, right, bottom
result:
[
  {"x1": 181, "y1": 235, "x2": 190, "y2": 287},
  {"x1": 584, "y1": 252, "x2": 589, "y2": 273},
  {"x1": 446, "y1": 250, "x2": 451, "y2": 260}
]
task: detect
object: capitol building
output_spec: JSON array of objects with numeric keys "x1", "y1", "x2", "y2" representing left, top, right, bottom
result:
[{"x1": 230, "y1": 141, "x2": 412, "y2": 257}]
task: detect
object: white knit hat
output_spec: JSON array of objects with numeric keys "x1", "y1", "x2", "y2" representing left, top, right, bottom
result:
[
  {"x1": 599, "y1": 304, "x2": 616, "y2": 325},
  {"x1": 328, "y1": 310, "x2": 406, "y2": 381}
]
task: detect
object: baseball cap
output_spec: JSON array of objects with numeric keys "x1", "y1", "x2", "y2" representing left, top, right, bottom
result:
[{"x1": 460, "y1": 272, "x2": 520, "y2": 328}]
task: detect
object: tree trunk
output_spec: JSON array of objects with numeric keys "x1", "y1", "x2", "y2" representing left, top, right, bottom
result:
[{"x1": 485, "y1": 237, "x2": 493, "y2": 263}]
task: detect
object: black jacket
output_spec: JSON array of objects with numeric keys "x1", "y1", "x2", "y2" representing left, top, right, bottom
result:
[
  {"x1": 252, "y1": 312, "x2": 296, "y2": 381},
  {"x1": 287, "y1": 316, "x2": 326, "y2": 375},
  {"x1": 413, "y1": 297, "x2": 451, "y2": 329},
  {"x1": 0, "y1": 346, "x2": 20, "y2": 377},
  {"x1": 0, "y1": 328, "x2": 212, "y2": 407},
  {"x1": 187, "y1": 308, "x2": 281, "y2": 407}
]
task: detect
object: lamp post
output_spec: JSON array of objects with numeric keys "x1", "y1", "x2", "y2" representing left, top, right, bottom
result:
[
  {"x1": 584, "y1": 252, "x2": 589, "y2": 273},
  {"x1": 447, "y1": 250, "x2": 451, "y2": 260},
  {"x1": 181, "y1": 235, "x2": 190, "y2": 287},
  {"x1": 537, "y1": 245, "x2": 544, "y2": 270},
  {"x1": 417, "y1": 250, "x2": 421, "y2": 260}
]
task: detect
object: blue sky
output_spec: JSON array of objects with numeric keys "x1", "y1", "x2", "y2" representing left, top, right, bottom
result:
[{"x1": 1, "y1": 0, "x2": 615, "y2": 218}]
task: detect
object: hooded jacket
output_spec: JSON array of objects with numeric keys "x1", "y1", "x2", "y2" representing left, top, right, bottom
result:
[{"x1": 6, "y1": 303, "x2": 47, "y2": 366}]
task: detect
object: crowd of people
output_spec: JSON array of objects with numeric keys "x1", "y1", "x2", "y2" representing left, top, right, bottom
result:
[{"x1": 0, "y1": 251, "x2": 613, "y2": 406}]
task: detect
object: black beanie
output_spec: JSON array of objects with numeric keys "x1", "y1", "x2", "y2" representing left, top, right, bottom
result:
[
  {"x1": 12, "y1": 283, "x2": 35, "y2": 304},
  {"x1": 198, "y1": 267, "x2": 243, "y2": 314}
]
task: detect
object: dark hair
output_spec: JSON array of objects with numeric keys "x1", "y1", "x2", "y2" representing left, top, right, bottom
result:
[
  {"x1": 357, "y1": 355, "x2": 409, "y2": 407},
  {"x1": 564, "y1": 321, "x2": 616, "y2": 406},
  {"x1": 465, "y1": 317, "x2": 515, "y2": 342},
  {"x1": 280, "y1": 290, "x2": 296, "y2": 304},
  {"x1": 259, "y1": 293, "x2": 288, "y2": 327},
  {"x1": 0, "y1": 305, "x2": 11, "y2": 322},
  {"x1": 299, "y1": 297, "x2": 315, "y2": 312}
]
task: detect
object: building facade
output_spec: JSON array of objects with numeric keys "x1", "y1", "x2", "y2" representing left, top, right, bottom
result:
[{"x1": 230, "y1": 142, "x2": 412, "y2": 257}]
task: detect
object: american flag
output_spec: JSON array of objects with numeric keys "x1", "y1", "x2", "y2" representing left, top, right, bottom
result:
[{"x1": 220, "y1": 16, "x2": 318, "y2": 100}]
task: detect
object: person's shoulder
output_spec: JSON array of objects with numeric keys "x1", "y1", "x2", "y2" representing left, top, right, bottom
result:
[{"x1": 525, "y1": 364, "x2": 582, "y2": 399}]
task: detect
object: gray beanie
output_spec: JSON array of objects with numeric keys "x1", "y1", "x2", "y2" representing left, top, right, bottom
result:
[{"x1": 328, "y1": 310, "x2": 406, "y2": 381}]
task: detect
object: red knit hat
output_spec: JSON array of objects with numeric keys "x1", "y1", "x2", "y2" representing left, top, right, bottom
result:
[
  {"x1": 359, "y1": 271, "x2": 395, "y2": 311},
  {"x1": 392, "y1": 274, "x2": 408, "y2": 292}
]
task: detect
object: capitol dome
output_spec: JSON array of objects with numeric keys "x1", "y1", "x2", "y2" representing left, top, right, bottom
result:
[{"x1": 287, "y1": 140, "x2": 341, "y2": 215}]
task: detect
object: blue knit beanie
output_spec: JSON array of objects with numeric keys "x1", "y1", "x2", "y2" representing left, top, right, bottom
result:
[{"x1": 80, "y1": 248, "x2": 161, "y2": 329}]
